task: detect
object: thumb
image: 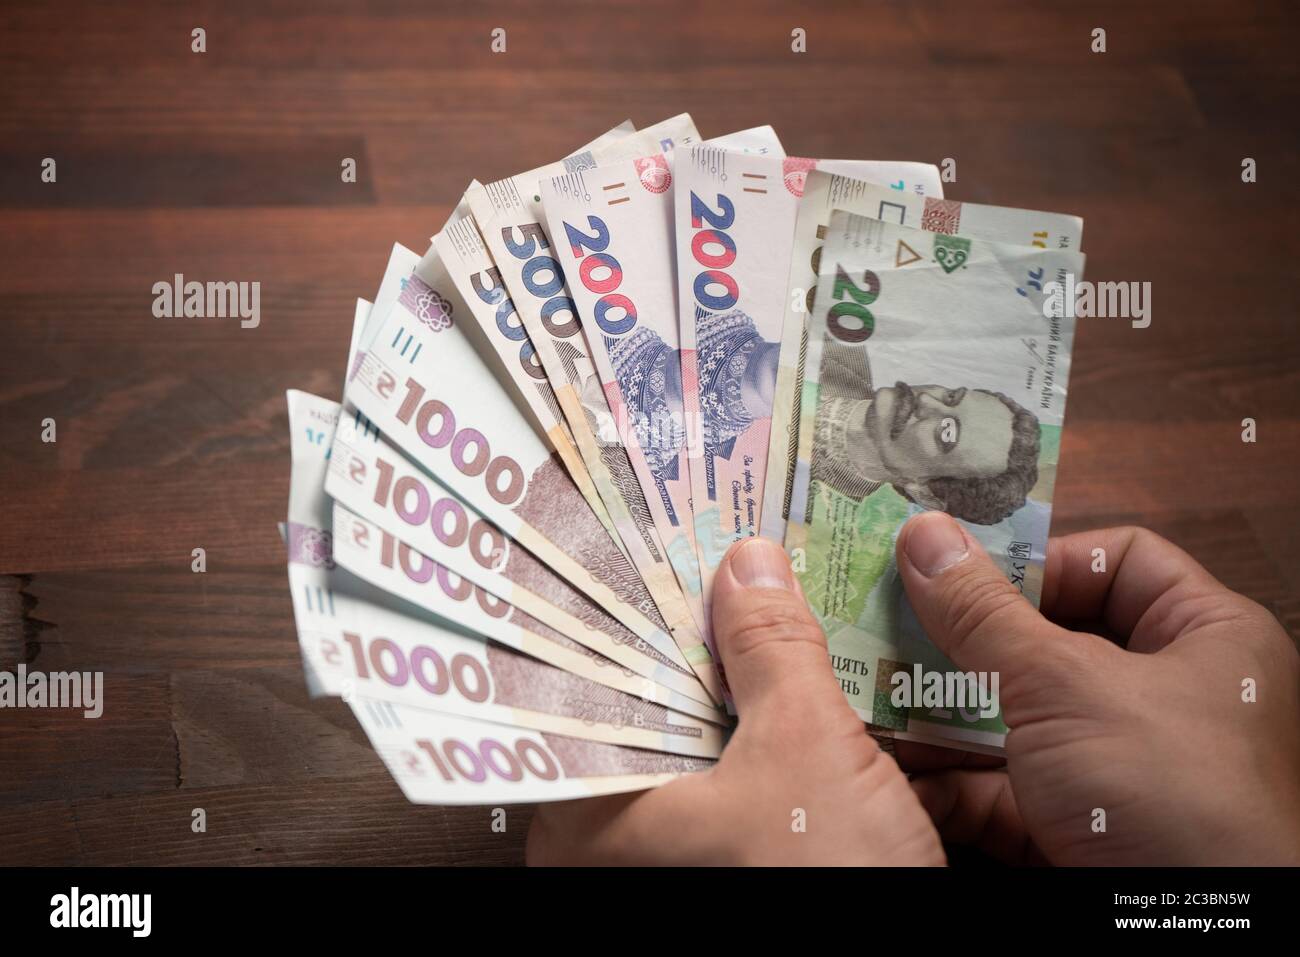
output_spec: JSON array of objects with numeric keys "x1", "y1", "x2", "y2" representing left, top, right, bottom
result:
[
  {"x1": 712, "y1": 537, "x2": 855, "y2": 724},
  {"x1": 895, "y1": 512, "x2": 1075, "y2": 709}
]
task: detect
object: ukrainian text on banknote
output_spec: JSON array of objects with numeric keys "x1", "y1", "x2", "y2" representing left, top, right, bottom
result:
[
  {"x1": 464, "y1": 115, "x2": 722, "y2": 700},
  {"x1": 286, "y1": 391, "x2": 724, "y2": 755},
  {"x1": 760, "y1": 164, "x2": 946, "y2": 541},
  {"x1": 351, "y1": 696, "x2": 713, "y2": 805},
  {"x1": 786, "y1": 209, "x2": 1084, "y2": 752}
]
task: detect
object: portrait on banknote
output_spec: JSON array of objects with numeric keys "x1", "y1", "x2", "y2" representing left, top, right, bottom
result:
[
  {"x1": 695, "y1": 308, "x2": 781, "y2": 471},
  {"x1": 609, "y1": 327, "x2": 688, "y2": 488},
  {"x1": 810, "y1": 339, "x2": 1041, "y2": 527}
]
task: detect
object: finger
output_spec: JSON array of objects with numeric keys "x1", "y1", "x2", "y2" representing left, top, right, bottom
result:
[
  {"x1": 910, "y1": 769, "x2": 1045, "y2": 866},
  {"x1": 1040, "y1": 526, "x2": 1227, "y2": 650},
  {"x1": 895, "y1": 512, "x2": 1082, "y2": 709},
  {"x1": 712, "y1": 537, "x2": 859, "y2": 729}
]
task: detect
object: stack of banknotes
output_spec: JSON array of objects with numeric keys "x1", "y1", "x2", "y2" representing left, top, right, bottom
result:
[{"x1": 283, "y1": 114, "x2": 1085, "y2": 805}]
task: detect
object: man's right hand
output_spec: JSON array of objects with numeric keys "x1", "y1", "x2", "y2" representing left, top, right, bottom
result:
[{"x1": 894, "y1": 511, "x2": 1300, "y2": 866}]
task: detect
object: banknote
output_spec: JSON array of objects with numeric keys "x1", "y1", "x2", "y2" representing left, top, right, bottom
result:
[
  {"x1": 786, "y1": 209, "x2": 1084, "y2": 752},
  {"x1": 673, "y1": 151, "x2": 934, "y2": 625},
  {"x1": 674, "y1": 147, "x2": 785, "y2": 627},
  {"x1": 347, "y1": 301, "x2": 722, "y2": 723},
  {"x1": 460, "y1": 114, "x2": 702, "y2": 608},
  {"x1": 286, "y1": 391, "x2": 724, "y2": 756},
  {"x1": 767, "y1": 170, "x2": 1081, "y2": 538},
  {"x1": 581, "y1": 119, "x2": 637, "y2": 151},
  {"x1": 431, "y1": 222, "x2": 623, "y2": 551},
  {"x1": 464, "y1": 115, "x2": 723, "y2": 700},
  {"x1": 350, "y1": 696, "x2": 713, "y2": 805},
  {"x1": 324, "y1": 420, "x2": 722, "y2": 714},
  {"x1": 336, "y1": 292, "x2": 714, "y2": 713},
  {"x1": 331, "y1": 502, "x2": 726, "y2": 725},
  {"x1": 536, "y1": 127, "x2": 786, "y2": 658},
  {"x1": 436, "y1": 120, "x2": 637, "y2": 232},
  {"x1": 538, "y1": 157, "x2": 711, "y2": 641},
  {"x1": 436, "y1": 129, "x2": 666, "y2": 548},
  {"x1": 358, "y1": 120, "x2": 641, "y2": 354},
  {"x1": 343, "y1": 245, "x2": 711, "y2": 695},
  {"x1": 676, "y1": 152, "x2": 951, "y2": 616},
  {"x1": 761, "y1": 166, "x2": 943, "y2": 540}
]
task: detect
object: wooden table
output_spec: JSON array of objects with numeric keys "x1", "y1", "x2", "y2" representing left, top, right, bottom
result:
[{"x1": 2, "y1": 0, "x2": 1296, "y2": 865}]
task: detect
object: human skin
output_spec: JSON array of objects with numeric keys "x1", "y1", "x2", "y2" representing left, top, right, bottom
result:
[
  {"x1": 896, "y1": 511, "x2": 1300, "y2": 866},
  {"x1": 527, "y1": 535, "x2": 945, "y2": 866},
  {"x1": 527, "y1": 518, "x2": 1300, "y2": 866}
]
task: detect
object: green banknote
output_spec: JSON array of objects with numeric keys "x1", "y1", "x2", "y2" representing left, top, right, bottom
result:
[{"x1": 785, "y1": 209, "x2": 1084, "y2": 753}]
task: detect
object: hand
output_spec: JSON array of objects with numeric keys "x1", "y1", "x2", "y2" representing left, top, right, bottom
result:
[
  {"x1": 895, "y1": 512, "x2": 1300, "y2": 866},
  {"x1": 527, "y1": 536, "x2": 944, "y2": 866}
]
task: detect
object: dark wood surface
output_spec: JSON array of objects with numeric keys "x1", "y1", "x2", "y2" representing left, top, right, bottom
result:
[{"x1": 1, "y1": 1, "x2": 1296, "y2": 866}]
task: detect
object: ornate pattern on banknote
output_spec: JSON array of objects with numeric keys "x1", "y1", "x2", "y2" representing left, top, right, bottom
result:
[
  {"x1": 782, "y1": 157, "x2": 817, "y2": 197},
  {"x1": 501, "y1": 593, "x2": 623, "y2": 663},
  {"x1": 920, "y1": 197, "x2": 963, "y2": 235},
  {"x1": 696, "y1": 307, "x2": 765, "y2": 494},
  {"x1": 544, "y1": 733, "x2": 714, "y2": 777},
  {"x1": 595, "y1": 436, "x2": 662, "y2": 559},
  {"x1": 634, "y1": 155, "x2": 671, "y2": 194},
  {"x1": 608, "y1": 326, "x2": 688, "y2": 518},
  {"x1": 398, "y1": 274, "x2": 453, "y2": 332},
  {"x1": 510, "y1": 456, "x2": 677, "y2": 644},
  {"x1": 287, "y1": 522, "x2": 334, "y2": 569},
  {"x1": 483, "y1": 645, "x2": 695, "y2": 736},
  {"x1": 554, "y1": 337, "x2": 666, "y2": 563},
  {"x1": 932, "y1": 234, "x2": 972, "y2": 273},
  {"x1": 533, "y1": 380, "x2": 565, "y2": 430},
  {"x1": 776, "y1": 322, "x2": 811, "y2": 520},
  {"x1": 562, "y1": 151, "x2": 598, "y2": 174},
  {"x1": 871, "y1": 658, "x2": 910, "y2": 732}
]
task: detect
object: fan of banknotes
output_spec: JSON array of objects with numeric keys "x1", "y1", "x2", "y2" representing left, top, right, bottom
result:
[{"x1": 283, "y1": 114, "x2": 1085, "y2": 805}]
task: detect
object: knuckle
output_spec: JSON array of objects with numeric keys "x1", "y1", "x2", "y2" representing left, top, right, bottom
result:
[
  {"x1": 1232, "y1": 596, "x2": 1298, "y2": 665},
  {"x1": 1117, "y1": 524, "x2": 1166, "y2": 557},
  {"x1": 1124, "y1": 525, "x2": 1157, "y2": 547},
  {"x1": 941, "y1": 568, "x2": 1028, "y2": 651},
  {"x1": 723, "y1": 598, "x2": 824, "y2": 659},
  {"x1": 1012, "y1": 632, "x2": 1104, "y2": 703}
]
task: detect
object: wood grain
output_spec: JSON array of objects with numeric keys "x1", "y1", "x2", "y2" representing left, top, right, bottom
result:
[{"x1": 0, "y1": 0, "x2": 1296, "y2": 866}]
